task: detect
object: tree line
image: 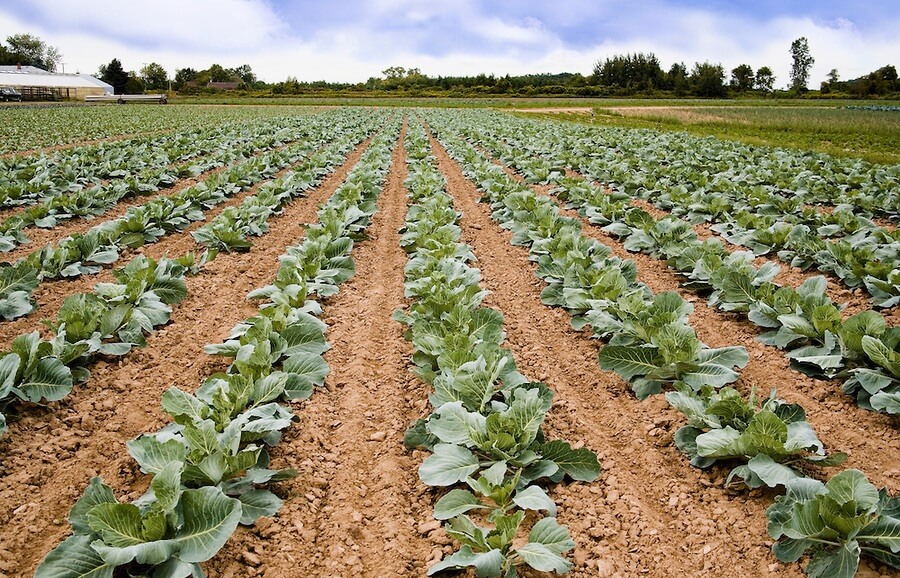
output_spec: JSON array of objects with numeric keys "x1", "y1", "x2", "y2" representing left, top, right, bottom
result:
[{"x1": 3, "y1": 32, "x2": 898, "y2": 99}]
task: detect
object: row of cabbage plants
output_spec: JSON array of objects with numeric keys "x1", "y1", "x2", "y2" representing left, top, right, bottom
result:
[
  {"x1": 505, "y1": 111, "x2": 899, "y2": 217},
  {"x1": 0, "y1": 114, "x2": 326, "y2": 252},
  {"x1": 460, "y1": 112, "x2": 900, "y2": 306},
  {"x1": 0, "y1": 253, "x2": 196, "y2": 437},
  {"x1": 444, "y1": 115, "x2": 899, "y2": 417},
  {"x1": 32, "y1": 115, "x2": 402, "y2": 578},
  {"x1": 424, "y1": 115, "x2": 900, "y2": 578},
  {"x1": 1, "y1": 116, "x2": 270, "y2": 208},
  {"x1": 0, "y1": 110, "x2": 386, "y2": 323},
  {"x1": 396, "y1": 120, "x2": 599, "y2": 577}
]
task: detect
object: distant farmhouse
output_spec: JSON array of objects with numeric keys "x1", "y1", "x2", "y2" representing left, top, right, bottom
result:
[{"x1": 0, "y1": 65, "x2": 113, "y2": 100}]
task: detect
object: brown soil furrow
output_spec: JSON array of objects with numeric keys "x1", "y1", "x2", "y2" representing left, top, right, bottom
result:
[
  {"x1": 428, "y1": 131, "x2": 801, "y2": 577},
  {"x1": 0, "y1": 137, "x2": 374, "y2": 578},
  {"x1": 206, "y1": 121, "x2": 436, "y2": 578}
]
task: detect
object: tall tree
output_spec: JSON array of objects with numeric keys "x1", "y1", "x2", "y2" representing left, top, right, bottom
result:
[
  {"x1": 207, "y1": 64, "x2": 232, "y2": 83},
  {"x1": 667, "y1": 62, "x2": 689, "y2": 96},
  {"x1": 100, "y1": 58, "x2": 129, "y2": 94},
  {"x1": 789, "y1": 37, "x2": 814, "y2": 94},
  {"x1": 730, "y1": 64, "x2": 755, "y2": 92},
  {"x1": 690, "y1": 62, "x2": 727, "y2": 97},
  {"x1": 125, "y1": 73, "x2": 145, "y2": 94},
  {"x1": 3, "y1": 33, "x2": 62, "y2": 71},
  {"x1": 755, "y1": 66, "x2": 776, "y2": 93},
  {"x1": 140, "y1": 62, "x2": 169, "y2": 90},
  {"x1": 232, "y1": 64, "x2": 256, "y2": 85},
  {"x1": 593, "y1": 52, "x2": 665, "y2": 93}
]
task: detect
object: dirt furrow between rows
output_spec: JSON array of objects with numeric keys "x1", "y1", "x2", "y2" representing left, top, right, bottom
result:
[
  {"x1": 0, "y1": 137, "x2": 374, "y2": 578},
  {"x1": 205, "y1": 121, "x2": 436, "y2": 578},
  {"x1": 428, "y1": 132, "x2": 802, "y2": 577}
]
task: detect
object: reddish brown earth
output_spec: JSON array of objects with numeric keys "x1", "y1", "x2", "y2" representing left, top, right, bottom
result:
[
  {"x1": 0, "y1": 115, "x2": 897, "y2": 578},
  {"x1": 205, "y1": 121, "x2": 439, "y2": 578}
]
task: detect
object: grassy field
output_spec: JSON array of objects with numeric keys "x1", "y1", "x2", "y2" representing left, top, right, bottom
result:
[{"x1": 525, "y1": 104, "x2": 900, "y2": 165}]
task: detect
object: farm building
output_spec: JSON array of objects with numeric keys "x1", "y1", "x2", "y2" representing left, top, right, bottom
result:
[{"x1": 0, "y1": 65, "x2": 113, "y2": 100}]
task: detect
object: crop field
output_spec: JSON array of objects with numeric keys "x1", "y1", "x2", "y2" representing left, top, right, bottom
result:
[{"x1": 0, "y1": 104, "x2": 897, "y2": 578}]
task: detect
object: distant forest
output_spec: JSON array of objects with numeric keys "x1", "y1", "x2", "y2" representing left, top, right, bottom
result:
[{"x1": 177, "y1": 54, "x2": 899, "y2": 99}]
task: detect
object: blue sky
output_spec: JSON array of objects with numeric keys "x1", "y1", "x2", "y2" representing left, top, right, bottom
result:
[{"x1": 1, "y1": 0, "x2": 897, "y2": 86}]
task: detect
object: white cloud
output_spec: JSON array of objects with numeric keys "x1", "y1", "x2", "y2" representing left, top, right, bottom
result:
[
  {"x1": 467, "y1": 16, "x2": 555, "y2": 46},
  {"x1": 0, "y1": 1, "x2": 897, "y2": 85},
  {"x1": 21, "y1": 0, "x2": 287, "y2": 51}
]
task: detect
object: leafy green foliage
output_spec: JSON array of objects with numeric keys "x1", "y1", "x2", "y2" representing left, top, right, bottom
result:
[
  {"x1": 0, "y1": 255, "x2": 192, "y2": 437},
  {"x1": 766, "y1": 470, "x2": 900, "y2": 577},
  {"x1": 667, "y1": 384, "x2": 846, "y2": 488}
]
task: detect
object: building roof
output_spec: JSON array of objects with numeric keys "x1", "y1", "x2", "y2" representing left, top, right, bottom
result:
[{"x1": 0, "y1": 66, "x2": 113, "y2": 91}]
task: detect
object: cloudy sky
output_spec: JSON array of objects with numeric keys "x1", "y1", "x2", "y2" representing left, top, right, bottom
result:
[{"x1": 1, "y1": 0, "x2": 897, "y2": 87}]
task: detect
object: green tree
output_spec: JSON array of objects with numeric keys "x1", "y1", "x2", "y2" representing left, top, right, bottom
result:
[
  {"x1": 3, "y1": 33, "x2": 62, "y2": 71},
  {"x1": 125, "y1": 73, "x2": 145, "y2": 94},
  {"x1": 140, "y1": 62, "x2": 169, "y2": 90},
  {"x1": 789, "y1": 37, "x2": 814, "y2": 94},
  {"x1": 207, "y1": 64, "x2": 233, "y2": 83},
  {"x1": 232, "y1": 64, "x2": 256, "y2": 86},
  {"x1": 730, "y1": 64, "x2": 755, "y2": 92},
  {"x1": 592, "y1": 52, "x2": 665, "y2": 93},
  {"x1": 690, "y1": 61, "x2": 727, "y2": 97},
  {"x1": 382, "y1": 66, "x2": 407, "y2": 79},
  {"x1": 100, "y1": 58, "x2": 129, "y2": 94},
  {"x1": 667, "y1": 62, "x2": 689, "y2": 96},
  {"x1": 173, "y1": 67, "x2": 198, "y2": 90},
  {"x1": 820, "y1": 68, "x2": 840, "y2": 94},
  {"x1": 755, "y1": 66, "x2": 775, "y2": 93}
]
